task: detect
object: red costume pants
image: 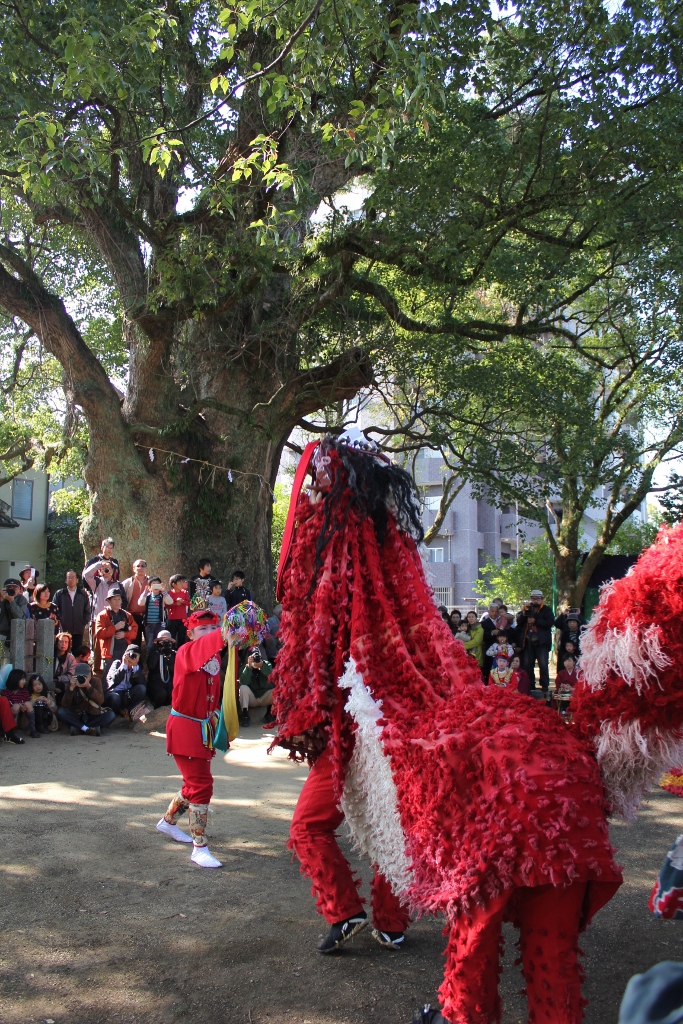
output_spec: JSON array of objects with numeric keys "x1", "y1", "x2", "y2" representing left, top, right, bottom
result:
[
  {"x1": 440, "y1": 881, "x2": 587, "y2": 1024},
  {"x1": 0, "y1": 694, "x2": 15, "y2": 734},
  {"x1": 290, "y1": 748, "x2": 409, "y2": 932},
  {"x1": 173, "y1": 755, "x2": 214, "y2": 804}
]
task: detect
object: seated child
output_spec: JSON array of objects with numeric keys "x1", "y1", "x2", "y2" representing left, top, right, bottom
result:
[
  {"x1": 29, "y1": 674, "x2": 58, "y2": 733},
  {"x1": 488, "y1": 652, "x2": 515, "y2": 688},
  {"x1": 555, "y1": 653, "x2": 579, "y2": 694},
  {"x1": 510, "y1": 654, "x2": 532, "y2": 695},
  {"x1": 4, "y1": 667, "x2": 39, "y2": 737}
]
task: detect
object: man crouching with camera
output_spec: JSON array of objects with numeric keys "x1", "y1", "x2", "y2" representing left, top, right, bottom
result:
[
  {"x1": 239, "y1": 646, "x2": 276, "y2": 727},
  {"x1": 146, "y1": 629, "x2": 176, "y2": 707}
]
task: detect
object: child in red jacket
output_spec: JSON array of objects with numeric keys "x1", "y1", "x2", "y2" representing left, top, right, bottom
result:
[
  {"x1": 555, "y1": 654, "x2": 579, "y2": 694},
  {"x1": 156, "y1": 610, "x2": 226, "y2": 868}
]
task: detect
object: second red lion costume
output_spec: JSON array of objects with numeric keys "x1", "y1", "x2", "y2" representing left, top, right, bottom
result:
[{"x1": 272, "y1": 434, "x2": 623, "y2": 1024}]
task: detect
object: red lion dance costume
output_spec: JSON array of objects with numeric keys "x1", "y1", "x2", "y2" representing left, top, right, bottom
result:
[{"x1": 271, "y1": 433, "x2": 683, "y2": 1024}]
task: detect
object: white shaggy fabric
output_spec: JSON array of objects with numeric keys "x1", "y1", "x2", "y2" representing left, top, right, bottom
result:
[
  {"x1": 338, "y1": 659, "x2": 413, "y2": 897},
  {"x1": 596, "y1": 719, "x2": 683, "y2": 822},
  {"x1": 580, "y1": 603, "x2": 671, "y2": 694}
]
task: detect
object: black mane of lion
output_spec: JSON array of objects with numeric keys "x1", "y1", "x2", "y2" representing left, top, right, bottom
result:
[{"x1": 310, "y1": 439, "x2": 424, "y2": 591}]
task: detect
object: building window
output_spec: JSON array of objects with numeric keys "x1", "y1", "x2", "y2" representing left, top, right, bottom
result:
[
  {"x1": 423, "y1": 494, "x2": 442, "y2": 511},
  {"x1": 428, "y1": 547, "x2": 444, "y2": 562},
  {"x1": 12, "y1": 478, "x2": 33, "y2": 520}
]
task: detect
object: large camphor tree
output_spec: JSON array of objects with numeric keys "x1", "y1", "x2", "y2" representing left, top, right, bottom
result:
[{"x1": 0, "y1": 0, "x2": 681, "y2": 601}]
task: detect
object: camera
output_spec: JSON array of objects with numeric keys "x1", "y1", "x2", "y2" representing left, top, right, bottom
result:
[
  {"x1": 4, "y1": 585, "x2": 18, "y2": 596},
  {"x1": 157, "y1": 640, "x2": 174, "y2": 654},
  {"x1": 250, "y1": 649, "x2": 262, "y2": 665}
]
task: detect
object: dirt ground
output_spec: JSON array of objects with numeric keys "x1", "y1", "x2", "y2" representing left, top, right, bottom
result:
[{"x1": 1, "y1": 715, "x2": 681, "y2": 1024}]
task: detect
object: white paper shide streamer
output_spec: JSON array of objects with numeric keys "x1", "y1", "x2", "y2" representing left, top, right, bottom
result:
[{"x1": 338, "y1": 659, "x2": 413, "y2": 897}]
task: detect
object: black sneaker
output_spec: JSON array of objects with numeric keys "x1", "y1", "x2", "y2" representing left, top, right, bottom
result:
[
  {"x1": 4, "y1": 730, "x2": 25, "y2": 744},
  {"x1": 240, "y1": 709, "x2": 251, "y2": 727},
  {"x1": 372, "y1": 928, "x2": 404, "y2": 949},
  {"x1": 262, "y1": 709, "x2": 277, "y2": 726},
  {"x1": 317, "y1": 911, "x2": 368, "y2": 954},
  {"x1": 69, "y1": 726, "x2": 79, "y2": 736},
  {"x1": 412, "y1": 1007, "x2": 449, "y2": 1024}
]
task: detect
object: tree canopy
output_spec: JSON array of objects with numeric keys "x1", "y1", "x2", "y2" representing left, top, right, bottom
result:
[{"x1": 1, "y1": 0, "x2": 682, "y2": 597}]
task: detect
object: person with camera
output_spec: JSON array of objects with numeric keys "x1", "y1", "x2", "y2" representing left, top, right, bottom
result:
[
  {"x1": 53, "y1": 632, "x2": 77, "y2": 702},
  {"x1": 104, "y1": 644, "x2": 147, "y2": 715},
  {"x1": 143, "y1": 577, "x2": 166, "y2": 648},
  {"x1": 0, "y1": 578, "x2": 29, "y2": 656},
  {"x1": 84, "y1": 537, "x2": 120, "y2": 578},
  {"x1": 121, "y1": 558, "x2": 150, "y2": 638},
  {"x1": 18, "y1": 565, "x2": 39, "y2": 601},
  {"x1": 146, "y1": 629, "x2": 176, "y2": 707},
  {"x1": 94, "y1": 588, "x2": 138, "y2": 684},
  {"x1": 83, "y1": 558, "x2": 126, "y2": 619},
  {"x1": 519, "y1": 588, "x2": 555, "y2": 692},
  {"x1": 57, "y1": 661, "x2": 116, "y2": 736},
  {"x1": 239, "y1": 646, "x2": 275, "y2": 727}
]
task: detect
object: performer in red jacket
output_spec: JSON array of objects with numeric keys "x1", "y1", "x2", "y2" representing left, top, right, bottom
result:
[{"x1": 156, "y1": 609, "x2": 226, "y2": 868}]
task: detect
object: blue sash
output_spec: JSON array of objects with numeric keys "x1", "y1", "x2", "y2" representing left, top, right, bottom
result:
[{"x1": 170, "y1": 708, "x2": 221, "y2": 750}]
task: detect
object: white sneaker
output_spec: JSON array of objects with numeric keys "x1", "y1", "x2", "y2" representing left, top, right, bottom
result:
[
  {"x1": 156, "y1": 817, "x2": 193, "y2": 843},
  {"x1": 191, "y1": 844, "x2": 222, "y2": 868}
]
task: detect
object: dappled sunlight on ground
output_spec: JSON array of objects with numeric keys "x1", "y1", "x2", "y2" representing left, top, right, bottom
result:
[{"x1": 1, "y1": 727, "x2": 682, "y2": 1023}]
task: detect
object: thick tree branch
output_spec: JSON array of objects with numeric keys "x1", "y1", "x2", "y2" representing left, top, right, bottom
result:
[{"x1": 0, "y1": 259, "x2": 122, "y2": 421}]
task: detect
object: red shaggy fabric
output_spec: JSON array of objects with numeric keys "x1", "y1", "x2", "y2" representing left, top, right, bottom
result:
[
  {"x1": 272, "y1": 473, "x2": 621, "y2": 922},
  {"x1": 572, "y1": 523, "x2": 683, "y2": 744}
]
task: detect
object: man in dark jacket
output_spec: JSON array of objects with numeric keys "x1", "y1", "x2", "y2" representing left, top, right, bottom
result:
[
  {"x1": 518, "y1": 589, "x2": 555, "y2": 692},
  {"x1": 146, "y1": 629, "x2": 176, "y2": 707},
  {"x1": 53, "y1": 570, "x2": 91, "y2": 653},
  {"x1": 104, "y1": 644, "x2": 147, "y2": 714}
]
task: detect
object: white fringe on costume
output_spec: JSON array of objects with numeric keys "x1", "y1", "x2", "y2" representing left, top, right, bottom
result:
[
  {"x1": 596, "y1": 719, "x2": 683, "y2": 822},
  {"x1": 338, "y1": 658, "x2": 413, "y2": 897},
  {"x1": 580, "y1": 604, "x2": 671, "y2": 694}
]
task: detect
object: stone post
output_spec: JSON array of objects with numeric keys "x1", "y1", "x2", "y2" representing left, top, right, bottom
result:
[
  {"x1": 9, "y1": 617, "x2": 26, "y2": 671},
  {"x1": 36, "y1": 619, "x2": 55, "y2": 685}
]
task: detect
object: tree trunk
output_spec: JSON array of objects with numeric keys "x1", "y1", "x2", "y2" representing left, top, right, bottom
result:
[
  {"x1": 79, "y1": 330, "x2": 371, "y2": 608},
  {"x1": 80, "y1": 423, "x2": 283, "y2": 606}
]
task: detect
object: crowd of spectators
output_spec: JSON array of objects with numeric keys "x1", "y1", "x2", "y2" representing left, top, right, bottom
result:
[
  {"x1": 0, "y1": 539, "x2": 281, "y2": 745},
  {"x1": 439, "y1": 589, "x2": 587, "y2": 699},
  {"x1": 1, "y1": 534, "x2": 583, "y2": 744}
]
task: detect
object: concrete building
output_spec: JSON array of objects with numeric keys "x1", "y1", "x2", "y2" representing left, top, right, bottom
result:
[
  {"x1": 417, "y1": 451, "x2": 647, "y2": 609},
  {"x1": 0, "y1": 469, "x2": 50, "y2": 585}
]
